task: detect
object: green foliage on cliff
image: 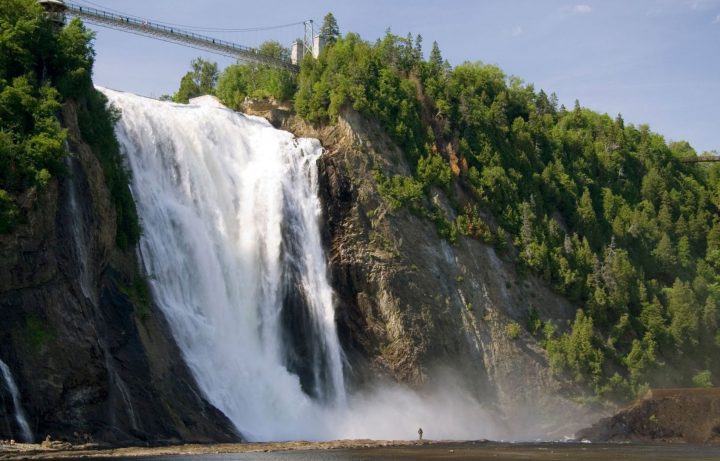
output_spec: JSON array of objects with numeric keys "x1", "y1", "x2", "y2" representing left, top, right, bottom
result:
[
  {"x1": 1, "y1": 0, "x2": 66, "y2": 232},
  {"x1": 216, "y1": 62, "x2": 295, "y2": 108},
  {"x1": 24, "y1": 313, "x2": 54, "y2": 351},
  {"x1": 119, "y1": 273, "x2": 152, "y2": 321},
  {"x1": 78, "y1": 88, "x2": 140, "y2": 249},
  {"x1": 172, "y1": 58, "x2": 218, "y2": 103},
  {"x1": 294, "y1": 27, "x2": 720, "y2": 399},
  {"x1": 692, "y1": 370, "x2": 713, "y2": 388},
  {"x1": 0, "y1": 0, "x2": 138, "y2": 248},
  {"x1": 173, "y1": 42, "x2": 296, "y2": 109},
  {"x1": 296, "y1": 32, "x2": 427, "y2": 165}
]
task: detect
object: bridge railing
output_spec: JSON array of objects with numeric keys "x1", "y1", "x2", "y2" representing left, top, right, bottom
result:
[{"x1": 65, "y1": 2, "x2": 297, "y2": 71}]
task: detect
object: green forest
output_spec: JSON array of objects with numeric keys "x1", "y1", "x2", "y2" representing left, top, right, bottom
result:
[
  {"x1": 176, "y1": 13, "x2": 720, "y2": 401},
  {"x1": 0, "y1": 0, "x2": 138, "y2": 247}
]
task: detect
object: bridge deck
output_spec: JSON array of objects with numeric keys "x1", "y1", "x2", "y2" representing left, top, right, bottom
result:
[
  {"x1": 679, "y1": 155, "x2": 720, "y2": 163},
  {"x1": 65, "y1": 2, "x2": 298, "y2": 72}
]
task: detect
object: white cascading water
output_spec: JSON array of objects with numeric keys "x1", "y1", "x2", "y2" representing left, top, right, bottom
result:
[
  {"x1": 0, "y1": 359, "x2": 33, "y2": 442},
  {"x1": 63, "y1": 154, "x2": 96, "y2": 305},
  {"x1": 102, "y1": 88, "x2": 498, "y2": 442}
]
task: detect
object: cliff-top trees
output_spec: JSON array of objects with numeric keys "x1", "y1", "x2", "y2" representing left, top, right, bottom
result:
[
  {"x1": 1, "y1": 2, "x2": 86, "y2": 232},
  {"x1": 0, "y1": 0, "x2": 138, "y2": 246},
  {"x1": 175, "y1": 42, "x2": 296, "y2": 110},
  {"x1": 292, "y1": 30, "x2": 720, "y2": 399},
  {"x1": 258, "y1": 40, "x2": 290, "y2": 61},
  {"x1": 173, "y1": 58, "x2": 218, "y2": 103}
]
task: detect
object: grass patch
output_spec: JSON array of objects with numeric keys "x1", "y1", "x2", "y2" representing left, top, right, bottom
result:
[
  {"x1": 25, "y1": 314, "x2": 54, "y2": 351},
  {"x1": 506, "y1": 322, "x2": 521, "y2": 340},
  {"x1": 119, "y1": 273, "x2": 152, "y2": 321}
]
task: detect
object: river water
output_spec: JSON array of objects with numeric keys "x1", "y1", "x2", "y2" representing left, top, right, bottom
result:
[{"x1": 91, "y1": 442, "x2": 720, "y2": 461}]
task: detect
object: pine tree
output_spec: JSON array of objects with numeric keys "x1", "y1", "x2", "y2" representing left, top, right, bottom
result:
[
  {"x1": 653, "y1": 233, "x2": 677, "y2": 273},
  {"x1": 414, "y1": 34, "x2": 423, "y2": 58},
  {"x1": 677, "y1": 236, "x2": 692, "y2": 268},
  {"x1": 615, "y1": 113, "x2": 625, "y2": 130},
  {"x1": 320, "y1": 12, "x2": 340, "y2": 45},
  {"x1": 577, "y1": 187, "x2": 598, "y2": 246},
  {"x1": 703, "y1": 297, "x2": 718, "y2": 336},
  {"x1": 667, "y1": 279, "x2": 699, "y2": 348},
  {"x1": 657, "y1": 200, "x2": 673, "y2": 233},
  {"x1": 429, "y1": 41, "x2": 443, "y2": 69}
]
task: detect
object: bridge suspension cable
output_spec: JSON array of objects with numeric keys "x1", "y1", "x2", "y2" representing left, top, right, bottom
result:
[
  {"x1": 72, "y1": 0, "x2": 306, "y2": 33},
  {"x1": 63, "y1": 1, "x2": 300, "y2": 72}
]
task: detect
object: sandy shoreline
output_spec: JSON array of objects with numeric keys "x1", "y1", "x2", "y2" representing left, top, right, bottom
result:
[{"x1": 0, "y1": 439, "x2": 465, "y2": 460}]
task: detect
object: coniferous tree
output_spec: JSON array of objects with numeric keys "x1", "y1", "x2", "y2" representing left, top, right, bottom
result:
[
  {"x1": 654, "y1": 233, "x2": 677, "y2": 274},
  {"x1": 429, "y1": 41, "x2": 443, "y2": 69},
  {"x1": 319, "y1": 12, "x2": 340, "y2": 45},
  {"x1": 667, "y1": 279, "x2": 699, "y2": 348}
]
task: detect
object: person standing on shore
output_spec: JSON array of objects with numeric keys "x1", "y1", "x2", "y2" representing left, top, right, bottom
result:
[{"x1": 418, "y1": 427, "x2": 423, "y2": 441}]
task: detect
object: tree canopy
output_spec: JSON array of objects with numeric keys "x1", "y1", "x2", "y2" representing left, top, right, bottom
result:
[
  {"x1": 173, "y1": 42, "x2": 296, "y2": 109},
  {"x1": 172, "y1": 58, "x2": 219, "y2": 103},
  {"x1": 258, "y1": 40, "x2": 290, "y2": 61},
  {"x1": 0, "y1": 0, "x2": 138, "y2": 247}
]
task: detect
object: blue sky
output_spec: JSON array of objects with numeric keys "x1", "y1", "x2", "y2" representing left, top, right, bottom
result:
[{"x1": 76, "y1": 0, "x2": 720, "y2": 154}]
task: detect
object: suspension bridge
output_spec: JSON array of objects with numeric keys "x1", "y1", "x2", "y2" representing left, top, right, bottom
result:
[
  {"x1": 40, "y1": 0, "x2": 305, "y2": 72},
  {"x1": 679, "y1": 154, "x2": 720, "y2": 164},
  {"x1": 33, "y1": 2, "x2": 720, "y2": 163}
]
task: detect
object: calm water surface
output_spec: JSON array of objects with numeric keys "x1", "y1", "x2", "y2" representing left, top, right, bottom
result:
[{"x1": 92, "y1": 442, "x2": 720, "y2": 461}]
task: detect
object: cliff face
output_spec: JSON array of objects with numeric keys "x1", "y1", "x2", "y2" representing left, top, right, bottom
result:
[
  {"x1": 0, "y1": 100, "x2": 236, "y2": 444},
  {"x1": 275, "y1": 107, "x2": 599, "y2": 437},
  {"x1": 0, "y1": 96, "x2": 600, "y2": 443}
]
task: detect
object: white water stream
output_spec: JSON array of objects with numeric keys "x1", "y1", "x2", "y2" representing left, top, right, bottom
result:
[
  {"x1": 63, "y1": 154, "x2": 96, "y2": 304},
  {"x1": 0, "y1": 359, "x2": 33, "y2": 442},
  {"x1": 103, "y1": 88, "x2": 497, "y2": 442}
]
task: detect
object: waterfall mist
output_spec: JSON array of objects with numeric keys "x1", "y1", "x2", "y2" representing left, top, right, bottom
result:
[{"x1": 104, "y1": 88, "x2": 498, "y2": 442}]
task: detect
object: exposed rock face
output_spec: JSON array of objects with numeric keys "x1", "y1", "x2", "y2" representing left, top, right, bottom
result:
[
  {"x1": 276, "y1": 107, "x2": 598, "y2": 437},
  {"x1": 576, "y1": 388, "x2": 720, "y2": 443},
  {"x1": 0, "y1": 100, "x2": 237, "y2": 444}
]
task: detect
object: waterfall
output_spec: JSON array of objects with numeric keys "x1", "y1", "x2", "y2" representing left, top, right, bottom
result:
[
  {"x1": 103, "y1": 88, "x2": 498, "y2": 442},
  {"x1": 104, "y1": 89, "x2": 345, "y2": 440},
  {"x1": 0, "y1": 359, "x2": 33, "y2": 443},
  {"x1": 63, "y1": 153, "x2": 96, "y2": 304}
]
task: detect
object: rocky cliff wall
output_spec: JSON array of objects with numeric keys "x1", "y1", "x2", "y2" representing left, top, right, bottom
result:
[
  {"x1": 0, "y1": 99, "x2": 237, "y2": 444},
  {"x1": 273, "y1": 107, "x2": 600, "y2": 438}
]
